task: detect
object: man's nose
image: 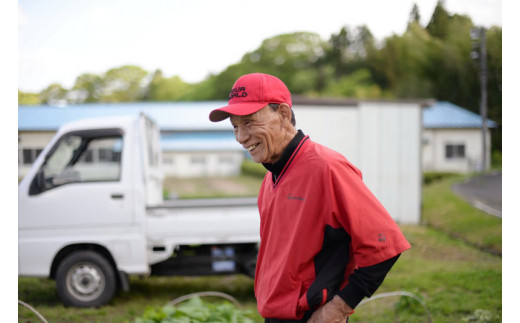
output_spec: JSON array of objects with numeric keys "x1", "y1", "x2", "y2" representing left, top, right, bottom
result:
[{"x1": 235, "y1": 126, "x2": 249, "y2": 144}]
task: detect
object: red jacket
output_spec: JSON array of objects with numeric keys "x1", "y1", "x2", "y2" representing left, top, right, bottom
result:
[{"x1": 255, "y1": 136, "x2": 411, "y2": 319}]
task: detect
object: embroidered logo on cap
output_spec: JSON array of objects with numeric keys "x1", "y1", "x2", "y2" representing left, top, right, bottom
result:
[{"x1": 228, "y1": 86, "x2": 248, "y2": 100}]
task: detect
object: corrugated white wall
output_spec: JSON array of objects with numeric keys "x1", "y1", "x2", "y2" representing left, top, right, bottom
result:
[{"x1": 294, "y1": 102, "x2": 422, "y2": 224}]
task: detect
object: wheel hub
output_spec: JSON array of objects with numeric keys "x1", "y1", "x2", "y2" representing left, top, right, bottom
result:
[{"x1": 68, "y1": 264, "x2": 104, "y2": 300}]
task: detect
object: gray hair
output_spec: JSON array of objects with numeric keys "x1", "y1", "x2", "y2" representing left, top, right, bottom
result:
[{"x1": 268, "y1": 103, "x2": 296, "y2": 126}]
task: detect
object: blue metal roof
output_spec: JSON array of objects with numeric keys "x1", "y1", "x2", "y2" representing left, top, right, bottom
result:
[
  {"x1": 19, "y1": 101, "x2": 497, "y2": 134},
  {"x1": 423, "y1": 101, "x2": 497, "y2": 128},
  {"x1": 18, "y1": 101, "x2": 231, "y2": 132},
  {"x1": 160, "y1": 132, "x2": 242, "y2": 151}
]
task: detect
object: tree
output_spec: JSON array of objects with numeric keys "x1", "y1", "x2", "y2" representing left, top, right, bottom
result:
[
  {"x1": 326, "y1": 27, "x2": 351, "y2": 78},
  {"x1": 426, "y1": 0, "x2": 451, "y2": 40},
  {"x1": 485, "y1": 26, "x2": 502, "y2": 152},
  {"x1": 323, "y1": 25, "x2": 377, "y2": 93},
  {"x1": 39, "y1": 83, "x2": 68, "y2": 105},
  {"x1": 145, "y1": 69, "x2": 192, "y2": 101},
  {"x1": 100, "y1": 65, "x2": 148, "y2": 102},
  {"x1": 18, "y1": 90, "x2": 41, "y2": 105},
  {"x1": 408, "y1": 3, "x2": 421, "y2": 27},
  {"x1": 368, "y1": 23, "x2": 434, "y2": 98},
  {"x1": 72, "y1": 73, "x2": 103, "y2": 103},
  {"x1": 239, "y1": 32, "x2": 328, "y2": 94},
  {"x1": 322, "y1": 68, "x2": 383, "y2": 98}
]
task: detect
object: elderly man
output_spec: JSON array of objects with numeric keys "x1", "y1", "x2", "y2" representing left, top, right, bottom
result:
[{"x1": 209, "y1": 73, "x2": 410, "y2": 322}]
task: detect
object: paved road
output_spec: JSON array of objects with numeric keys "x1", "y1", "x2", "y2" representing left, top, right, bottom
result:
[{"x1": 452, "y1": 171, "x2": 502, "y2": 217}]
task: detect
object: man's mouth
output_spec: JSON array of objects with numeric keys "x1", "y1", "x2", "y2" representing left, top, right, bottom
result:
[{"x1": 247, "y1": 144, "x2": 258, "y2": 152}]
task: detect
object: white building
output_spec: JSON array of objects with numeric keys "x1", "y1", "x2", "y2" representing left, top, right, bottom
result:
[
  {"x1": 422, "y1": 101, "x2": 497, "y2": 173},
  {"x1": 19, "y1": 99, "x2": 432, "y2": 224}
]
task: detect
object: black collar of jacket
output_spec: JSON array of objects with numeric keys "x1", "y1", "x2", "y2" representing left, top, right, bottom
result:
[{"x1": 263, "y1": 130, "x2": 305, "y2": 183}]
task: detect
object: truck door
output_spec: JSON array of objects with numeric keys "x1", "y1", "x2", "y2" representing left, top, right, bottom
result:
[{"x1": 19, "y1": 129, "x2": 134, "y2": 228}]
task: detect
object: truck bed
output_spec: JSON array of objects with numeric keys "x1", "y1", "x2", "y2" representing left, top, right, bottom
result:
[{"x1": 145, "y1": 197, "x2": 261, "y2": 265}]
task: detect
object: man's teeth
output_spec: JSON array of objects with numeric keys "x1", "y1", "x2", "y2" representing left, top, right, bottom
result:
[{"x1": 247, "y1": 144, "x2": 257, "y2": 151}]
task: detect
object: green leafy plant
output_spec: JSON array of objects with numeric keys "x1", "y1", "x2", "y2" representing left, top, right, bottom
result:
[{"x1": 134, "y1": 296, "x2": 256, "y2": 323}]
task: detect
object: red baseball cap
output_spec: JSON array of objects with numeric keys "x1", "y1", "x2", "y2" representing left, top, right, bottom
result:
[{"x1": 209, "y1": 73, "x2": 292, "y2": 122}]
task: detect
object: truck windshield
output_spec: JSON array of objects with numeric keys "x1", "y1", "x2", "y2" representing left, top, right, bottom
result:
[{"x1": 32, "y1": 133, "x2": 123, "y2": 194}]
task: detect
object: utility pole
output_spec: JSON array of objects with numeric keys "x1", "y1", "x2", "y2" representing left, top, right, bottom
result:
[{"x1": 471, "y1": 27, "x2": 488, "y2": 172}]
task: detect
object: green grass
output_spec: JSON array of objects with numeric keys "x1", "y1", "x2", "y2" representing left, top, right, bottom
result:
[
  {"x1": 162, "y1": 175, "x2": 263, "y2": 199},
  {"x1": 18, "y1": 175, "x2": 502, "y2": 322},
  {"x1": 350, "y1": 225, "x2": 501, "y2": 322},
  {"x1": 19, "y1": 275, "x2": 263, "y2": 323},
  {"x1": 422, "y1": 174, "x2": 502, "y2": 255}
]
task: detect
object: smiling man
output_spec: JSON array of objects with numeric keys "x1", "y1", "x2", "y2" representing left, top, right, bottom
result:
[{"x1": 209, "y1": 73, "x2": 410, "y2": 322}]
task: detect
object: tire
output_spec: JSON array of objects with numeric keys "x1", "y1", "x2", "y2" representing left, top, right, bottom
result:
[
  {"x1": 55, "y1": 250, "x2": 117, "y2": 307},
  {"x1": 242, "y1": 255, "x2": 257, "y2": 278}
]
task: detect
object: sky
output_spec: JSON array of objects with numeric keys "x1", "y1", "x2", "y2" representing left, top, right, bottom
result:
[{"x1": 17, "y1": 0, "x2": 503, "y2": 93}]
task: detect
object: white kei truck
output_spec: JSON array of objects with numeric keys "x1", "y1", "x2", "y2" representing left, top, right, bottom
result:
[{"x1": 18, "y1": 113, "x2": 261, "y2": 307}]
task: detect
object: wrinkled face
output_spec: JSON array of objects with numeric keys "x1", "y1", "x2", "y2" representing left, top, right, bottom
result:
[{"x1": 230, "y1": 106, "x2": 289, "y2": 164}]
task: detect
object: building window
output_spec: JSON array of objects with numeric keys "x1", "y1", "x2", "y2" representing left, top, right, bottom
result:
[
  {"x1": 163, "y1": 156, "x2": 174, "y2": 165},
  {"x1": 22, "y1": 148, "x2": 43, "y2": 165},
  {"x1": 190, "y1": 156, "x2": 206, "y2": 165},
  {"x1": 219, "y1": 156, "x2": 234, "y2": 164},
  {"x1": 445, "y1": 144, "x2": 465, "y2": 159}
]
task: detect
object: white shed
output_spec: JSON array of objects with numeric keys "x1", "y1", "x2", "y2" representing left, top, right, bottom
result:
[{"x1": 293, "y1": 97, "x2": 429, "y2": 225}]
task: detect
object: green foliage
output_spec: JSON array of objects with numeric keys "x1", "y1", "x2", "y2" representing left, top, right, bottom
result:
[
  {"x1": 240, "y1": 160, "x2": 267, "y2": 179},
  {"x1": 73, "y1": 73, "x2": 104, "y2": 103},
  {"x1": 393, "y1": 290, "x2": 427, "y2": 317},
  {"x1": 426, "y1": 0, "x2": 451, "y2": 40},
  {"x1": 145, "y1": 70, "x2": 192, "y2": 101},
  {"x1": 422, "y1": 171, "x2": 458, "y2": 185},
  {"x1": 39, "y1": 83, "x2": 67, "y2": 105},
  {"x1": 322, "y1": 68, "x2": 383, "y2": 98},
  {"x1": 408, "y1": 4, "x2": 421, "y2": 27},
  {"x1": 100, "y1": 65, "x2": 148, "y2": 102},
  {"x1": 134, "y1": 296, "x2": 255, "y2": 323},
  {"x1": 18, "y1": 90, "x2": 41, "y2": 105},
  {"x1": 491, "y1": 150, "x2": 501, "y2": 170},
  {"x1": 238, "y1": 32, "x2": 328, "y2": 94}
]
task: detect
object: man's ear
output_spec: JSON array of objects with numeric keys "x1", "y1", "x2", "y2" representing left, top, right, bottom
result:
[{"x1": 278, "y1": 103, "x2": 292, "y2": 123}]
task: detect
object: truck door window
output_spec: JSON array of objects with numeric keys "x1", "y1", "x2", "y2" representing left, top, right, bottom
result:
[{"x1": 30, "y1": 133, "x2": 123, "y2": 195}]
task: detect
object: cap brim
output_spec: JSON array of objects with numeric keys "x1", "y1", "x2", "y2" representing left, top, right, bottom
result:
[{"x1": 209, "y1": 102, "x2": 269, "y2": 122}]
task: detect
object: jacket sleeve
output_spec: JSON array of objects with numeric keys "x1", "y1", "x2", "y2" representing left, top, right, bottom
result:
[
  {"x1": 337, "y1": 254, "x2": 400, "y2": 308},
  {"x1": 328, "y1": 160, "x2": 411, "y2": 267}
]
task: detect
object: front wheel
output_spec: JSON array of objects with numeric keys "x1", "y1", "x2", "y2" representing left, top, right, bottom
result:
[{"x1": 55, "y1": 250, "x2": 117, "y2": 307}]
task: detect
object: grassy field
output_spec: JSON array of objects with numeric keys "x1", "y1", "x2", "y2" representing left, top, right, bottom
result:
[
  {"x1": 18, "y1": 174, "x2": 502, "y2": 322},
  {"x1": 421, "y1": 174, "x2": 502, "y2": 255}
]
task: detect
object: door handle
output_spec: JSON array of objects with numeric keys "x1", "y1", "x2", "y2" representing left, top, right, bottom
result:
[{"x1": 111, "y1": 194, "x2": 124, "y2": 199}]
